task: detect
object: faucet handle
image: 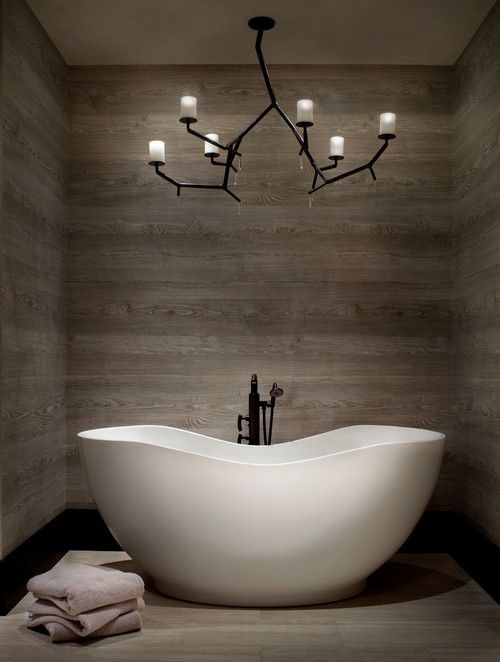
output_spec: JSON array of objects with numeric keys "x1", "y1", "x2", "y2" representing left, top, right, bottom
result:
[
  {"x1": 237, "y1": 414, "x2": 249, "y2": 431},
  {"x1": 237, "y1": 433, "x2": 250, "y2": 444}
]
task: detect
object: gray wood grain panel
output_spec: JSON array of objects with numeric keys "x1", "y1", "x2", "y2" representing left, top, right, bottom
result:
[
  {"x1": 452, "y1": 1, "x2": 500, "y2": 545},
  {"x1": 0, "y1": 0, "x2": 67, "y2": 557},
  {"x1": 67, "y1": 61, "x2": 454, "y2": 506}
]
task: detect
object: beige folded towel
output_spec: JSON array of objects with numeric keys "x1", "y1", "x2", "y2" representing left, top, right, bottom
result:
[
  {"x1": 27, "y1": 596, "x2": 145, "y2": 637},
  {"x1": 29, "y1": 609, "x2": 142, "y2": 643},
  {"x1": 27, "y1": 563, "x2": 144, "y2": 615}
]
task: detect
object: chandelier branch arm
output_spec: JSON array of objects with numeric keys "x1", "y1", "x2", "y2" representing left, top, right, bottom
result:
[
  {"x1": 226, "y1": 104, "x2": 274, "y2": 149},
  {"x1": 210, "y1": 156, "x2": 238, "y2": 172},
  {"x1": 255, "y1": 29, "x2": 276, "y2": 104},
  {"x1": 153, "y1": 165, "x2": 179, "y2": 188},
  {"x1": 309, "y1": 138, "x2": 390, "y2": 193},
  {"x1": 274, "y1": 103, "x2": 328, "y2": 182},
  {"x1": 251, "y1": 27, "x2": 328, "y2": 183},
  {"x1": 320, "y1": 156, "x2": 342, "y2": 172},
  {"x1": 222, "y1": 144, "x2": 239, "y2": 189},
  {"x1": 222, "y1": 186, "x2": 241, "y2": 202},
  {"x1": 154, "y1": 164, "x2": 241, "y2": 202},
  {"x1": 186, "y1": 121, "x2": 241, "y2": 156},
  {"x1": 299, "y1": 127, "x2": 308, "y2": 156}
]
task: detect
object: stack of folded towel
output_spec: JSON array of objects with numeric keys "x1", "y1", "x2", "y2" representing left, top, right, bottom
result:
[{"x1": 25, "y1": 563, "x2": 145, "y2": 642}]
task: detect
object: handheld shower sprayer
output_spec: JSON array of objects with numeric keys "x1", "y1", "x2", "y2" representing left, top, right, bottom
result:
[
  {"x1": 270, "y1": 383, "x2": 284, "y2": 400},
  {"x1": 267, "y1": 382, "x2": 284, "y2": 446}
]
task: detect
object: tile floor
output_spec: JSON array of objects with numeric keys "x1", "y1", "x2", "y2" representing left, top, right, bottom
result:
[{"x1": 0, "y1": 551, "x2": 498, "y2": 661}]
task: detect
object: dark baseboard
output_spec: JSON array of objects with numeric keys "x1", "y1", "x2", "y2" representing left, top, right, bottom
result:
[
  {"x1": 398, "y1": 511, "x2": 499, "y2": 602},
  {"x1": 0, "y1": 509, "x2": 498, "y2": 615}
]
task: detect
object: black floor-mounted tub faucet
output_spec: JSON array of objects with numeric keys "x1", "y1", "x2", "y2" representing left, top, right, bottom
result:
[{"x1": 237, "y1": 374, "x2": 284, "y2": 445}]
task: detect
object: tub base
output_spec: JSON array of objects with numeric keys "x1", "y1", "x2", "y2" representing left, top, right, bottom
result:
[{"x1": 153, "y1": 579, "x2": 367, "y2": 607}]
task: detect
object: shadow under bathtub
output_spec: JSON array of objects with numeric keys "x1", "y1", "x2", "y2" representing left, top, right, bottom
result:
[{"x1": 103, "y1": 554, "x2": 469, "y2": 610}]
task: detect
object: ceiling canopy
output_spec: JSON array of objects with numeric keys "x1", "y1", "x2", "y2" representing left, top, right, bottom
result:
[{"x1": 28, "y1": 0, "x2": 496, "y2": 66}]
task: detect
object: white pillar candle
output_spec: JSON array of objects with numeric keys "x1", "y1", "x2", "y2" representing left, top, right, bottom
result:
[
  {"x1": 204, "y1": 133, "x2": 219, "y2": 156},
  {"x1": 329, "y1": 136, "x2": 344, "y2": 157},
  {"x1": 180, "y1": 95, "x2": 197, "y2": 120},
  {"x1": 297, "y1": 99, "x2": 314, "y2": 124},
  {"x1": 149, "y1": 140, "x2": 165, "y2": 162},
  {"x1": 379, "y1": 112, "x2": 396, "y2": 135}
]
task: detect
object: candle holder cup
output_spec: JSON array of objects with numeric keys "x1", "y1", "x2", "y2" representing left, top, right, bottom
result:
[
  {"x1": 378, "y1": 133, "x2": 396, "y2": 140},
  {"x1": 148, "y1": 159, "x2": 165, "y2": 167}
]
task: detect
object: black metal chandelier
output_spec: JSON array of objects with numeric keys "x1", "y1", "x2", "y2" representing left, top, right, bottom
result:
[{"x1": 148, "y1": 16, "x2": 397, "y2": 204}]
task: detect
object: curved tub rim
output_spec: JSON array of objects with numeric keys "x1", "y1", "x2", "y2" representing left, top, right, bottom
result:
[{"x1": 78, "y1": 424, "x2": 445, "y2": 468}]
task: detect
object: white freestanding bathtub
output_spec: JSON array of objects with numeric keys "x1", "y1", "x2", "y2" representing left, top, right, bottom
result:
[{"x1": 78, "y1": 424, "x2": 444, "y2": 607}]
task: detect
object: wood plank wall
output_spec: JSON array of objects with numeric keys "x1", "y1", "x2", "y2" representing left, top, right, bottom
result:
[
  {"x1": 0, "y1": 0, "x2": 67, "y2": 557},
  {"x1": 67, "y1": 62, "x2": 454, "y2": 506},
  {"x1": 452, "y1": 1, "x2": 500, "y2": 545}
]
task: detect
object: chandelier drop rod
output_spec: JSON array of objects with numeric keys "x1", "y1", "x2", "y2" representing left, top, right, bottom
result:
[{"x1": 148, "y1": 16, "x2": 396, "y2": 203}]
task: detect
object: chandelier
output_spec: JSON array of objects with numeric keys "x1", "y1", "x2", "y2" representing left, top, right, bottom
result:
[{"x1": 148, "y1": 16, "x2": 397, "y2": 205}]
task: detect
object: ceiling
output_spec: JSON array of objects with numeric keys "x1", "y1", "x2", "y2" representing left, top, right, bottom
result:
[{"x1": 27, "y1": 0, "x2": 496, "y2": 66}]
